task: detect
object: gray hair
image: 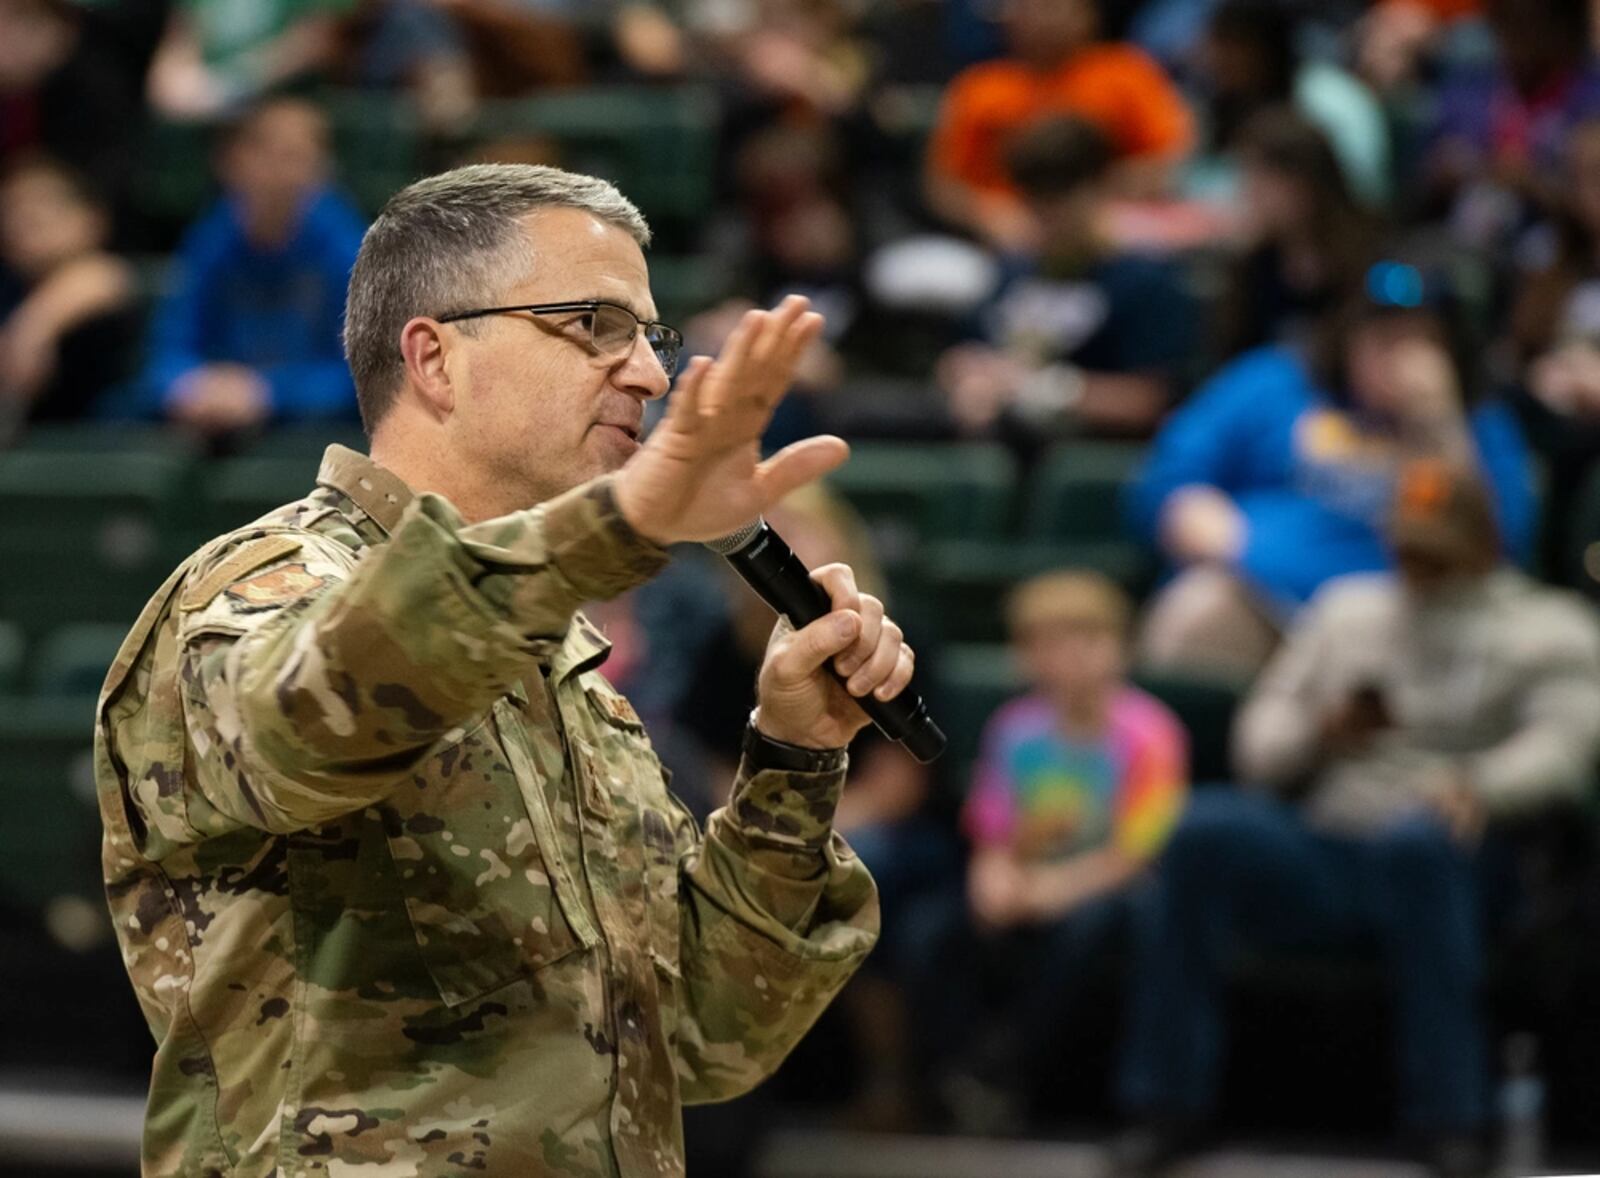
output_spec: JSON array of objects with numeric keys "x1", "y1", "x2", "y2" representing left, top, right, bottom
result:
[{"x1": 342, "y1": 163, "x2": 651, "y2": 432}]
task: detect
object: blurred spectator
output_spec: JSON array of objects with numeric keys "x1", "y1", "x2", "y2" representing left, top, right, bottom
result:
[
  {"x1": 1424, "y1": 0, "x2": 1600, "y2": 249},
  {"x1": 147, "y1": 0, "x2": 354, "y2": 121},
  {"x1": 938, "y1": 116, "x2": 1198, "y2": 441},
  {"x1": 0, "y1": 0, "x2": 153, "y2": 229},
  {"x1": 1115, "y1": 462, "x2": 1600, "y2": 1178},
  {"x1": 124, "y1": 96, "x2": 363, "y2": 436},
  {"x1": 672, "y1": 484, "x2": 955, "y2": 1127},
  {"x1": 1358, "y1": 0, "x2": 1485, "y2": 94},
  {"x1": 354, "y1": 0, "x2": 596, "y2": 131},
  {"x1": 1215, "y1": 109, "x2": 1383, "y2": 361},
  {"x1": 926, "y1": 0, "x2": 1196, "y2": 251},
  {"x1": 1129, "y1": 260, "x2": 1534, "y2": 679},
  {"x1": 1194, "y1": 0, "x2": 1390, "y2": 207},
  {"x1": 914, "y1": 570, "x2": 1187, "y2": 1133},
  {"x1": 1509, "y1": 114, "x2": 1600, "y2": 578},
  {"x1": 0, "y1": 158, "x2": 139, "y2": 432}
]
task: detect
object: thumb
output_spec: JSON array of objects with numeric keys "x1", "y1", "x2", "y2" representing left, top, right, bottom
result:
[
  {"x1": 754, "y1": 435, "x2": 850, "y2": 506},
  {"x1": 773, "y1": 609, "x2": 860, "y2": 681}
]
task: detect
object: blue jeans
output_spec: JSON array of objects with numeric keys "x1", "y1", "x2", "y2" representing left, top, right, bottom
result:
[
  {"x1": 1117, "y1": 789, "x2": 1490, "y2": 1133},
  {"x1": 908, "y1": 878, "x2": 1140, "y2": 1095}
]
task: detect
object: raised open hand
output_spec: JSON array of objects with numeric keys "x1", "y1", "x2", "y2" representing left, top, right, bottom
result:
[{"x1": 614, "y1": 294, "x2": 846, "y2": 545}]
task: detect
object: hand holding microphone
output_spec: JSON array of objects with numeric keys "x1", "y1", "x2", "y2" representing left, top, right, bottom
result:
[
  {"x1": 612, "y1": 293, "x2": 944, "y2": 762},
  {"x1": 709, "y1": 520, "x2": 946, "y2": 763}
]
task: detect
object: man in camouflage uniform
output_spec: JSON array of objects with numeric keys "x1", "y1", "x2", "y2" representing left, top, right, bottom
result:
[{"x1": 95, "y1": 164, "x2": 911, "y2": 1177}]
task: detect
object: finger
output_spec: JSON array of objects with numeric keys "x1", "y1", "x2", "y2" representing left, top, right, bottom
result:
[
  {"x1": 751, "y1": 294, "x2": 811, "y2": 365},
  {"x1": 662, "y1": 353, "x2": 712, "y2": 429},
  {"x1": 835, "y1": 590, "x2": 883, "y2": 678},
  {"x1": 845, "y1": 618, "x2": 903, "y2": 697},
  {"x1": 873, "y1": 643, "x2": 915, "y2": 702},
  {"x1": 770, "y1": 609, "x2": 861, "y2": 680},
  {"x1": 809, "y1": 563, "x2": 860, "y2": 614},
  {"x1": 705, "y1": 310, "x2": 766, "y2": 412},
  {"x1": 754, "y1": 435, "x2": 850, "y2": 505},
  {"x1": 770, "y1": 310, "x2": 826, "y2": 389}
]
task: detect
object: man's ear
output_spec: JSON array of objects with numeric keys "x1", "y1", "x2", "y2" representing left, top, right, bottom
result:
[{"x1": 398, "y1": 317, "x2": 456, "y2": 420}]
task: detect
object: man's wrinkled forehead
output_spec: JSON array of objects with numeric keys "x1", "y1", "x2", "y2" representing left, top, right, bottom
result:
[{"x1": 507, "y1": 208, "x2": 657, "y2": 319}]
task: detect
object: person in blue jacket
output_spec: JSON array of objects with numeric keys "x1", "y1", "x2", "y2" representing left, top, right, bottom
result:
[
  {"x1": 1127, "y1": 259, "x2": 1534, "y2": 678},
  {"x1": 123, "y1": 95, "x2": 365, "y2": 436}
]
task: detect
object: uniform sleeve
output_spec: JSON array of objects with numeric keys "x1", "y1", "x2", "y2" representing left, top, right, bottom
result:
[
  {"x1": 179, "y1": 477, "x2": 668, "y2": 833},
  {"x1": 670, "y1": 754, "x2": 878, "y2": 1104}
]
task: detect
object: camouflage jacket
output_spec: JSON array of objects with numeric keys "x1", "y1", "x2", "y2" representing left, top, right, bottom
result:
[{"x1": 95, "y1": 445, "x2": 878, "y2": 1178}]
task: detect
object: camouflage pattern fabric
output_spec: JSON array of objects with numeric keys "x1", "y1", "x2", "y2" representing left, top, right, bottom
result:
[{"x1": 95, "y1": 445, "x2": 879, "y2": 1177}]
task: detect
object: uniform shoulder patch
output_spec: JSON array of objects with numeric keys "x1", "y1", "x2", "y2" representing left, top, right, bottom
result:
[
  {"x1": 180, "y1": 535, "x2": 305, "y2": 613},
  {"x1": 223, "y1": 562, "x2": 327, "y2": 611}
]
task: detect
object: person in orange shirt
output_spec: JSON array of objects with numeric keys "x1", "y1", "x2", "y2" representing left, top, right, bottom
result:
[{"x1": 926, "y1": 0, "x2": 1195, "y2": 251}]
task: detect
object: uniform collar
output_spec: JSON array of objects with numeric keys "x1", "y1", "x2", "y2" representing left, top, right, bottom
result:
[
  {"x1": 314, "y1": 444, "x2": 611, "y2": 679},
  {"x1": 316, "y1": 444, "x2": 414, "y2": 536}
]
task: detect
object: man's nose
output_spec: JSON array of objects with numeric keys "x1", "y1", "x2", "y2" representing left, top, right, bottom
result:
[{"x1": 616, "y1": 329, "x2": 671, "y2": 401}]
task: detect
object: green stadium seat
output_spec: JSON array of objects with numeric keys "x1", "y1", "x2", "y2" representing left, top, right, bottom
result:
[
  {"x1": 825, "y1": 443, "x2": 1017, "y2": 571},
  {"x1": 31, "y1": 624, "x2": 130, "y2": 698},
  {"x1": 0, "y1": 695, "x2": 102, "y2": 908},
  {"x1": 648, "y1": 254, "x2": 730, "y2": 323},
  {"x1": 1023, "y1": 441, "x2": 1146, "y2": 543},
  {"x1": 240, "y1": 425, "x2": 368, "y2": 460},
  {"x1": 324, "y1": 89, "x2": 424, "y2": 215},
  {"x1": 9, "y1": 422, "x2": 196, "y2": 458},
  {"x1": 1129, "y1": 668, "x2": 1248, "y2": 785},
  {"x1": 201, "y1": 454, "x2": 325, "y2": 537},
  {"x1": 471, "y1": 86, "x2": 720, "y2": 238},
  {"x1": 899, "y1": 537, "x2": 1155, "y2": 645},
  {"x1": 934, "y1": 642, "x2": 1021, "y2": 785},
  {"x1": 132, "y1": 117, "x2": 216, "y2": 232},
  {"x1": 0, "y1": 448, "x2": 196, "y2": 636},
  {"x1": 0, "y1": 621, "x2": 23, "y2": 692}
]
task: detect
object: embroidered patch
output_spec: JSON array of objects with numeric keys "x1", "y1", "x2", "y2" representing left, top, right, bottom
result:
[{"x1": 224, "y1": 562, "x2": 327, "y2": 610}]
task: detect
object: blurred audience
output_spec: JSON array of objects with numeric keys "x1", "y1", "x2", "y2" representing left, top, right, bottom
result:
[
  {"x1": 123, "y1": 96, "x2": 363, "y2": 437},
  {"x1": 147, "y1": 0, "x2": 353, "y2": 121},
  {"x1": 926, "y1": 0, "x2": 1195, "y2": 251},
  {"x1": 1129, "y1": 260, "x2": 1533, "y2": 679},
  {"x1": 1358, "y1": 0, "x2": 1485, "y2": 94},
  {"x1": 1509, "y1": 115, "x2": 1600, "y2": 579},
  {"x1": 938, "y1": 116, "x2": 1198, "y2": 443},
  {"x1": 1424, "y1": 0, "x2": 1600, "y2": 249},
  {"x1": 1115, "y1": 462, "x2": 1600, "y2": 1178},
  {"x1": 1214, "y1": 109, "x2": 1383, "y2": 361},
  {"x1": 0, "y1": 0, "x2": 156, "y2": 231},
  {"x1": 13, "y1": 0, "x2": 1600, "y2": 1161},
  {"x1": 1193, "y1": 0, "x2": 1390, "y2": 208},
  {"x1": 672, "y1": 484, "x2": 956, "y2": 1129},
  {"x1": 0, "y1": 158, "x2": 139, "y2": 434},
  {"x1": 914, "y1": 570, "x2": 1186, "y2": 1133}
]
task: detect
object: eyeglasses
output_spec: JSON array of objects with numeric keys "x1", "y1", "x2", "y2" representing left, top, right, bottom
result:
[{"x1": 438, "y1": 300, "x2": 683, "y2": 377}]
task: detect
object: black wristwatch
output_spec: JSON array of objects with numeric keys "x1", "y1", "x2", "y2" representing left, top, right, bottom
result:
[{"x1": 742, "y1": 716, "x2": 848, "y2": 774}]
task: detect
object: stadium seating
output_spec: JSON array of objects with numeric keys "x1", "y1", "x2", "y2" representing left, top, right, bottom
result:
[
  {"x1": 0, "y1": 446, "x2": 196, "y2": 638},
  {"x1": 825, "y1": 441, "x2": 1017, "y2": 568}
]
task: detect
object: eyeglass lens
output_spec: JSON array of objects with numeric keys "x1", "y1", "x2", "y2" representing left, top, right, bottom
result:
[{"x1": 591, "y1": 304, "x2": 681, "y2": 376}]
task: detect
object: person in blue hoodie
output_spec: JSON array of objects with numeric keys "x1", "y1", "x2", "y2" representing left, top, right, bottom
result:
[
  {"x1": 1127, "y1": 259, "x2": 1534, "y2": 678},
  {"x1": 125, "y1": 95, "x2": 365, "y2": 436}
]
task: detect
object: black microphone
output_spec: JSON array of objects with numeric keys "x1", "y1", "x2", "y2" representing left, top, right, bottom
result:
[{"x1": 706, "y1": 519, "x2": 947, "y2": 764}]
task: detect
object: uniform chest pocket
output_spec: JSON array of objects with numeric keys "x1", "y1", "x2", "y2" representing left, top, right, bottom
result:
[
  {"x1": 378, "y1": 713, "x2": 591, "y2": 1007},
  {"x1": 578, "y1": 681, "x2": 687, "y2": 975}
]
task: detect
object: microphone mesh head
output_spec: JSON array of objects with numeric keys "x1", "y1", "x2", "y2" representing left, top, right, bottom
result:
[{"x1": 704, "y1": 519, "x2": 763, "y2": 556}]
